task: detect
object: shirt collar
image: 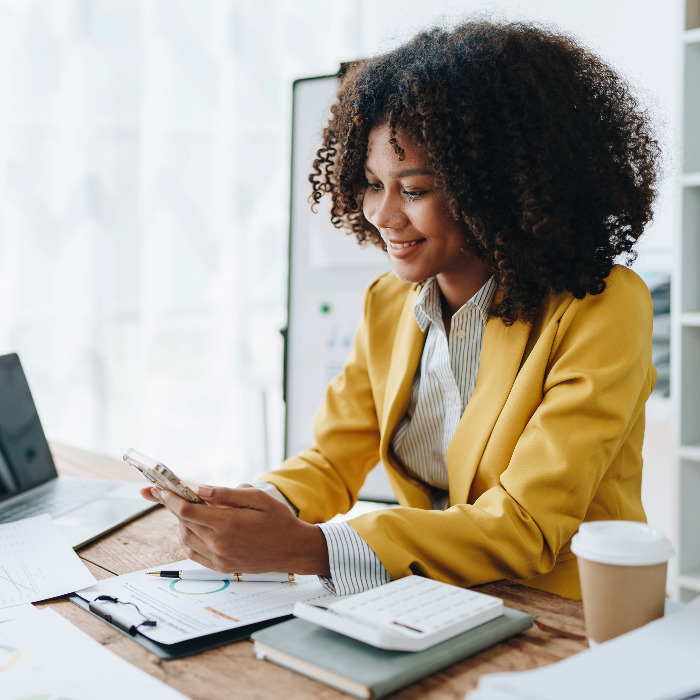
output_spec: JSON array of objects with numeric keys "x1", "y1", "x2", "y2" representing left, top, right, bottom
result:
[{"x1": 413, "y1": 276, "x2": 497, "y2": 333}]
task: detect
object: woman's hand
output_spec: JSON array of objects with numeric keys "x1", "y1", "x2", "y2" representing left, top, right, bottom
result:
[{"x1": 141, "y1": 484, "x2": 330, "y2": 576}]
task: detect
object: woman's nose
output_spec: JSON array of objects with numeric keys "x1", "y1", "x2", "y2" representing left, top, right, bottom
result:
[{"x1": 367, "y1": 193, "x2": 408, "y2": 230}]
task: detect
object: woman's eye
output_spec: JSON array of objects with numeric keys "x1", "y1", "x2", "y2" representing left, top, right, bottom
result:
[
  {"x1": 366, "y1": 182, "x2": 382, "y2": 192},
  {"x1": 403, "y1": 190, "x2": 427, "y2": 200}
]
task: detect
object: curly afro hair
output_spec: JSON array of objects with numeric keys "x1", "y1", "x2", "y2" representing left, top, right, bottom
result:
[{"x1": 309, "y1": 20, "x2": 661, "y2": 325}]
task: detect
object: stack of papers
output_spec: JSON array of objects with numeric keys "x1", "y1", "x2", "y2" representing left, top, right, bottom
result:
[
  {"x1": 0, "y1": 515, "x2": 187, "y2": 697},
  {"x1": 468, "y1": 598, "x2": 700, "y2": 700}
]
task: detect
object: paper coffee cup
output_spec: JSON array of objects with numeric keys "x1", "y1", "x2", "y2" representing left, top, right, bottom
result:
[{"x1": 571, "y1": 521, "x2": 674, "y2": 645}]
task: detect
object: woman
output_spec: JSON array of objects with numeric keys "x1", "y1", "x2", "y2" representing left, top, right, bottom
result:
[{"x1": 143, "y1": 20, "x2": 660, "y2": 599}]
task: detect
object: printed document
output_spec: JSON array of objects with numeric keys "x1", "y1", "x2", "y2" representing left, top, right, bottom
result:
[
  {"x1": 1, "y1": 607, "x2": 187, "y2": 699},
  {"x1": 0, "y1": 604, "x2": 37, "y2": 623},
  {"x1": 0, "y1": 514, "x2": 96, "y2": 608},
  {"x1": 468, "y1": 597, "x2": 700, "y2": 700},
  {"x1": 76, "y1": 559, "x2": 335, "y2": 644}
]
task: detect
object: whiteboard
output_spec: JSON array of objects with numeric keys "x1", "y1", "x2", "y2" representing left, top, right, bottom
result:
[{"x1": 284, "y1": 75, "x2": 396, "y2": 502}]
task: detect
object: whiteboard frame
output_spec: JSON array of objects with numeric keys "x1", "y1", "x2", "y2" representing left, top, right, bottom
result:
[{"x1": 283, "y1": 74, "x2": 395, "y2": 502}]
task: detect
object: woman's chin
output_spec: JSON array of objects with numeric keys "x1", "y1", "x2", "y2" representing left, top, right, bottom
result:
[{"x1": 390, "y1": 268, "x2": 428, "y2": 285}]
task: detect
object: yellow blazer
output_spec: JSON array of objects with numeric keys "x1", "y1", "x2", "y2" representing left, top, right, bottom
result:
[{"x1": 262, "y1": 265, "x2": 656, "y2": 599}]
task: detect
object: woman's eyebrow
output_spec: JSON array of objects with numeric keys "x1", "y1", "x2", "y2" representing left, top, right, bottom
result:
[{"x1": 364, "y1": 164, "x2": 434, "y2": 177}]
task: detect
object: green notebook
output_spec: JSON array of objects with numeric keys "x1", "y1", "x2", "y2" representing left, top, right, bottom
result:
[{"x1": 251, "y1": 607, "x2": 533, "y2": 699}]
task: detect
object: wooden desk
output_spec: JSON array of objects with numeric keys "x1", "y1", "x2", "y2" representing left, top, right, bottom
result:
[{"x1": 42, "y1": 443, "x2": 588, "y2": 700}]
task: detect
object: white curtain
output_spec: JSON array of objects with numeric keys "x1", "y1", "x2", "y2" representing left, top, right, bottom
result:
[{"x1": 0, "y1": 0, "x2": 363, "y2": 484}]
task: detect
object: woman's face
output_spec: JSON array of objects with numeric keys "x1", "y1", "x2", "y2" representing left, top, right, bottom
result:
[{"x1": 362, "y1": 123, "x2": 490, "y2": 313}]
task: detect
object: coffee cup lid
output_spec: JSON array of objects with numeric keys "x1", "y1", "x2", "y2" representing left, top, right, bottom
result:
[{"x1": 571, "y1": 521, "x2": 674, "y2": 566}]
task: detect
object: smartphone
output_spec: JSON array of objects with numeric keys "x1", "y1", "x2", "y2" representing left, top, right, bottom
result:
[{"x1": 123, "y1": 448, "x2": 205, "y2": 504}]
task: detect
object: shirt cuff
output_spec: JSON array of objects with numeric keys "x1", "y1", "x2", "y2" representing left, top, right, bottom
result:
[{"x1": 317, "y1": 521, "x2": 392, "y2": 596}]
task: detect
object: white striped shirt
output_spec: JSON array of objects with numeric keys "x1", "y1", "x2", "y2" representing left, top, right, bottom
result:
[
  {"x1": 263, "y1": 275, "x2": 496, "y2": 595},
  {"x1": 393, "y1": 276, "x2": 497, "y2": 507}
]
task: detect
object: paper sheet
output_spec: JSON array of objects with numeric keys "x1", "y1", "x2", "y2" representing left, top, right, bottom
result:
[
  {"x1": 0, "y1": 604, "x2": 37, "y2": 623},
  {"x1": 1, "y1": 607, "x2": 187, "y2": 699},
  {"x1": 76, "y1": 559, "x2": 335, "y2": 644},
  {"x1": 0, "y1": 514, "x2": 96, "y2": 608},
  {"x1": 468, "y1": 597, "x2": 700, "y2": 700}
]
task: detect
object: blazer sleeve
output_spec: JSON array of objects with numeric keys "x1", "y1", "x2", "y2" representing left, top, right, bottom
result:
[{"x1": 350, "y1": 269, "x2": 656, "y2": 591}]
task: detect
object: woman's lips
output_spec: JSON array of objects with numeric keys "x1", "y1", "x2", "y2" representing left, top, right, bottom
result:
[
  {"x1": 387, "y1": 239, "x2": 422, "y2": 249},
  {"x1": 386, "y1": 238, "x2": 426, "y2": 258}
]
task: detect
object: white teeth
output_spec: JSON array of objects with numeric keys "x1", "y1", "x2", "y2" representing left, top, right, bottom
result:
[{"x1": 389, "y1": 240, "x2": 420, "y2": 249}]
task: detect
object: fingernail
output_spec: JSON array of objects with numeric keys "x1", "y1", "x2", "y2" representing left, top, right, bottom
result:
[
  {"x1": 151, "y1": 487, "x2": 162, "y2": 501},
  {"x1": 198, "y1": 485, "x2": 214, "y2": 498}
]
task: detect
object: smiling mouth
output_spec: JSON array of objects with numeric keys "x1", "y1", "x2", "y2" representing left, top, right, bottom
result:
[{"x1": 387, "y1": 239, "x2": 423, "y2": 249}]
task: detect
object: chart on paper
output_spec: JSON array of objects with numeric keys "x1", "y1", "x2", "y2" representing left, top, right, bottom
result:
[
  {"x1": 0, "y1": 560, "x2": 44, "y2": 606},
  {"x1": 0, "y1": 514, "x2": 95, "y2": 608}
]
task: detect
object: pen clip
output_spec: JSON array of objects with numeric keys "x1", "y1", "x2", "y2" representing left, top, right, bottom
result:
[{"x1": 89, "y1": 595, "x2": 157, "y2": 636}]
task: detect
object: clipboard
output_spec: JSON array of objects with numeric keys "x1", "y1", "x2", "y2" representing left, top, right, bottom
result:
[{"x1": 68, "y1": 593, "x2": 290, "y2": 659}]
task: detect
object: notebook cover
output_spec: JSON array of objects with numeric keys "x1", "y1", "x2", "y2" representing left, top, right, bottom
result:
[
  {"x1": 252, "y1": 607, "x2": 534, "y2": 699},
  {"x1": 68, "y1": 594, "x2": 289, "y2": 660}
]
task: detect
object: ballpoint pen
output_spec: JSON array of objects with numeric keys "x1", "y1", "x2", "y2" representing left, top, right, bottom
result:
[{"x1": 147, "y1": 570, "x2": 294, "y2": 583}]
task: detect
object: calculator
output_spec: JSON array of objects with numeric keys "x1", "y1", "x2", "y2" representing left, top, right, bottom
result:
[{"x1": 293, "y1": 575, "x2": 503, "y2": 652}]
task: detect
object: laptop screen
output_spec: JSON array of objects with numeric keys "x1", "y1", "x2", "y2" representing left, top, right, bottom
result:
[{"x1": 0, "y1": 353, "x2": 58, "y2": 503}]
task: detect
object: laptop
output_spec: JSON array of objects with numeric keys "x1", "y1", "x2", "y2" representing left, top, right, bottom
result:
[{"x1": 0, "y1": 352, "x2": 156, "y2": 548}]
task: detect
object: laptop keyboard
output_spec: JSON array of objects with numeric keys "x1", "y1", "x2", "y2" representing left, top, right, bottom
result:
[{"x1": 0, "y1": 478, "x2": 116, "y2": 523}]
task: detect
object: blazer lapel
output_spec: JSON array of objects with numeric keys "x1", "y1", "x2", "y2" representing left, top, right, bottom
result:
[{"x1": 447, "y1": 316, "x2": 532, "y2": 504}]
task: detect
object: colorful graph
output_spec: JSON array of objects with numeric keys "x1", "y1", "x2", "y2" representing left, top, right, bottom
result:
[
  {"x1": 0, "y1": 643, "x2": 21, "y2": 670},
  {"x1": 168, "y1": 579, "x2": 230, "y2": 596}
]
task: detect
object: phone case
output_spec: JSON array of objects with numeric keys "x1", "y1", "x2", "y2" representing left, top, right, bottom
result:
[
  {"x1": 123, "y1": 449, "x2": 204, "y2": 504},
  {"x1": 152, "y1": 464, "x2": 204, "y2": 503}
]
